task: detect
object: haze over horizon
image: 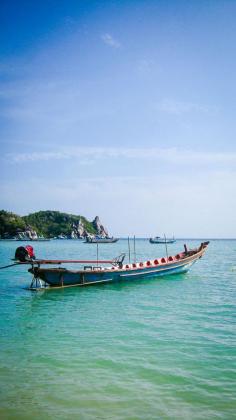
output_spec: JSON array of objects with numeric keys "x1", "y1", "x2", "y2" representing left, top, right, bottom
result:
[{"x1": 1, "y1": 0, "x2": 236, "y2": 237}]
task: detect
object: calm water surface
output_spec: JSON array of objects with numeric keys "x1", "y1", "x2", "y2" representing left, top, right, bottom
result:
[{"x1": 0, "y1": 239, "x2": 235, "y2": 419}]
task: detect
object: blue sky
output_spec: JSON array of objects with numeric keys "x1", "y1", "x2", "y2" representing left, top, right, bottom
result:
[{"x1": 0, "y1": 0, "x2": 236, "y2": 237}]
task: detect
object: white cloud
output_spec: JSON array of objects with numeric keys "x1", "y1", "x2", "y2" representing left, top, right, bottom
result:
[
  {"x1": 137, "y1": 59, "x2": 153, "y2": 75},
  {"x1": 6, "y1": 146, "x2": 236, "y2": 167},
  {"x1": 101, "y1": 33, "x2": 121, "y2": 48},
  {"x1": 156, "y1": 99, "x2": 218, "y2": 115}
]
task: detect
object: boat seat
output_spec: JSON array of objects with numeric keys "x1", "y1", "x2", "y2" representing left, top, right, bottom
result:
[
  {"x1": 146, "y1": 261, "x2": 152, "y2": 266},
  {"x1": 125, "y1": 264, "x2": 131, "y2": 269}
]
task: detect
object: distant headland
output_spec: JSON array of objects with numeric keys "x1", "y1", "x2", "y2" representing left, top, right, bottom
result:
[{"x1": 0, "y1": 210, "x2": 109, "y2": 240}]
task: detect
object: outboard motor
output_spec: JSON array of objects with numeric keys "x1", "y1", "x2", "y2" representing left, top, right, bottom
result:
[
  {"x1": 25, "y1": 245, "x2": 35, "y2": 259},
  {"x1": 15, "y1": 245, "x2": 35, "y2": 262}
]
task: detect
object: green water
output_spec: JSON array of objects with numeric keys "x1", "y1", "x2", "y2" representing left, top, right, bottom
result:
[{"x1": 0, "y1": 239, "x2": 235, "y2": 419}]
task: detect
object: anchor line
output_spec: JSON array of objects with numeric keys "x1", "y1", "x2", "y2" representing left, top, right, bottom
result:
[{"x1": 0, "y1": 262, "x2": 22, "y2": 270}]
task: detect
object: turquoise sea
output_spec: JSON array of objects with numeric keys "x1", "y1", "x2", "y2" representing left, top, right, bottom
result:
[{"x1": 0, "y1": 239, "x2": 235, "y2": 419}]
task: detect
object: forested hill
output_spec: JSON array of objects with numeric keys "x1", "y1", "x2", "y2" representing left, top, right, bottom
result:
[{"x1": 0, "y1": 210, "x2": 105, "y2": 239}]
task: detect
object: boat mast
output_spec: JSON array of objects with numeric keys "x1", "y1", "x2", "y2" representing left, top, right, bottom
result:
[
  {"x1": 96, "y1": 243, "x2": 99, "y2": 268},
  {"x1": 133, "y1": 235, "x2": 136, "y2": 263},
  {"x1": 128, "y1": 236, "x2": 131, "y2": 263},
  {"x1": 164, "y1": 234, "x2": 169, "y2": 260}
]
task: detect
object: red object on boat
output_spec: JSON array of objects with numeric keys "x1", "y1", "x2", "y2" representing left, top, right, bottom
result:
[{"x1": 25, "y1": 245, "x2": 35, "y2": 259}]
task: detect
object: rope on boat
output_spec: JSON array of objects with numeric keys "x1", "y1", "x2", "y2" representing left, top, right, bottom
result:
[{"x1": 0, "y1": 262, "x2": 22, "y2": 270}]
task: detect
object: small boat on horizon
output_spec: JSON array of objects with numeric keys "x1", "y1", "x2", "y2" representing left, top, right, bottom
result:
[
  {"x1": 84, "y1": 236, "x2": 119, "y2": 244},
  {"x1": 150, "y1": 236, "x2": 176, "y2": 244}
]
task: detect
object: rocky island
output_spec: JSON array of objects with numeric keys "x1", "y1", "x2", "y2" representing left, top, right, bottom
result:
[{"x1": 0, "y1": 210, "x2": 110, "y2": 240}]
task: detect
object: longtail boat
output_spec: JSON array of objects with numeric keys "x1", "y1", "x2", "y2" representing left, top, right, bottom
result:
[
  {"x1": 85, "y1": 236, "x2": 119, "y2": 243},
  {"x1": 4, "y1": 241, "x2": 209, "y2": 290}
]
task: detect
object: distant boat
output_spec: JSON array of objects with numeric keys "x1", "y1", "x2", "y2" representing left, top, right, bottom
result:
[
  {"x1": 32, "y1": 238, "x2": 51, "y2": 242},
  {"x1": 150, "y1": 236, "x2": 176, "y2": 244},
  {"x1": 85, "y1": 236, "x2": 119, "y2": 244}
]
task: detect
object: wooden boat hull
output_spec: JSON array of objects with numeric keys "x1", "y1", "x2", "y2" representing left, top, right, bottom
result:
[{"x1": 28, "y1": 242, "x2": 209, "y2": 288}]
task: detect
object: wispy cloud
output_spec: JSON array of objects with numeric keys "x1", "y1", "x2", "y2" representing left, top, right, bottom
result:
[
  {"x1": 137, "y1": 59, "x2": 153, "y2": 75},
  {"x1": 6, "y1": 146, "x2": 236, "y2": 167},
  {"x1": 101, "y1": 33, "x2": 121, "y2": 48},
  {"x1": 156, "y1": 99, "x2": 218, "y2": 115},
  {"x1": 2, "y1": 170, "x2": 236, "y2": 237}
]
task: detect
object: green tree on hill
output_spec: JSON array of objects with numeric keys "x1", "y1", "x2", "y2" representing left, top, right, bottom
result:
[
  {"x1": 0, "y1": 210, "x2": 97, "y2": 238},
  {"x1": 0, "y1": 210, "x2": 26, "y2": 237}
]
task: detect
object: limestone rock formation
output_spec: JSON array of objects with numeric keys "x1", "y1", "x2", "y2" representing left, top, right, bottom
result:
[
  {"x1": 70, "y1": 218, "x2": 88, "y2": 238},
  {"x1": 16, "y1": 226, "x2": 38, "y2": 240},
  {"x1": 92, "y1": 216, "x2": 109, "y2": 237}
]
